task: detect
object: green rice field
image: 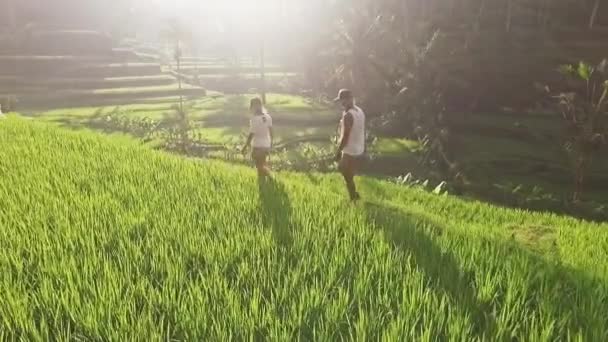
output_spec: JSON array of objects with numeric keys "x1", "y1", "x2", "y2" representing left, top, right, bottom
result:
[
  {"x1": 31, "y1": 93, "x2": 338, "y2": 145},
  {"x1": 1, "y1": 117, "x2": 607, "y2": 340}
]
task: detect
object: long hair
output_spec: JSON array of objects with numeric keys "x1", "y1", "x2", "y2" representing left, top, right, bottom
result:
[{"x1": 250, "y1": 97, "x2": 267, "y2": 115}]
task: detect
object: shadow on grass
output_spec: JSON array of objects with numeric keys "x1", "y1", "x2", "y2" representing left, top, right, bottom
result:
[
  {"x1": 305, "y1": 172, "x2": 321, "y2": 186},
  {"x1": 364, "y1": 202, "x2": 491, "y2": 335},
  {"x1": 44, "y1": 117, "x2": 91, "y2": 132},
  {"x1": 359, "y1": 177, "x2": 390, "y2": 199},
  {"x1": 364, "y1": 202, "x2": 608, "y2": 339},
  {"x1": 258, "y1": 178, "x2": 293, "y2": 248}
]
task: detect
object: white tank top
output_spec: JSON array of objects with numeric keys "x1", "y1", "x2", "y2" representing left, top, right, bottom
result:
[
  {"x1": 250, "y1": 114, "x2": 272, "y2": 148},
  {"x1": 341, "y1": 106, "x2": 365, "y2": 156}
]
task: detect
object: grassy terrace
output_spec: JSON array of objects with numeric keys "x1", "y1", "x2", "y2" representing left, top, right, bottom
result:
[
  {"x1": 31, "y1": 93, "x2": 338, "y2": 145},
  {"x1": 0, "y1": 118, "x2": 607, "y2": 340}
]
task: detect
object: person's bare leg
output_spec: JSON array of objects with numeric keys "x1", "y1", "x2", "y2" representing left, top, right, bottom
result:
[
  {"x1": 260, "y1": 164, "x2": 271, "y2": 178},
  {"x1": 339, "y1": 156, "x2": 359, "y2": 201},
  {"x1": 347, "y1": 156, "x2": 360, "y2": 201},
  {"x1": 255, "y1": 153, "x2": 271, "y2": 179},
  {"x1": 345, "y1": 173, "x2": 359, "y2": 201},
  {"x1": 262, "y1": 155, "x2": 271, "y2": 178}
]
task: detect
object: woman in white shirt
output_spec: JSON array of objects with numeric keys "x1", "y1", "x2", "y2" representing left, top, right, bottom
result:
[{"x1": 241, "y1": 97, "x2": 273, "y2": 178}]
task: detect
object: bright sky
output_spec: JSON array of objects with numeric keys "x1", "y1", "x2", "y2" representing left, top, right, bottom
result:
[
  {"x1": 148, "y1": 0, "x2": 280, "y2": 33},
  {"x1": 151, "y1": 0, "x2": 275, "y2": 14}
]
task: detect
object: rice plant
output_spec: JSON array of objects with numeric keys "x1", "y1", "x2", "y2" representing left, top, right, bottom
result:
[{"x1": 0, "y1": 118, "x2": 607, "y2": 340}]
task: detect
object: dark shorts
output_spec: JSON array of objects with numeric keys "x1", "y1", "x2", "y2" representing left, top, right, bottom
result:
[
  {"x1": 252, "y1": 147, "x2": 270, "y2": 163},
  {"x1": 339, "y1": 153, "x2": 362, "y2": 173}
]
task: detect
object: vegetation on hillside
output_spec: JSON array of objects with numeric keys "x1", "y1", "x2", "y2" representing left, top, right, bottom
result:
[
  {"x1": 1, "y1": 118, "x2": 607, "y2": 340},
  {"x1": 2, "y1": 1, "x2": 608, "y2": 339},
  {"x1": 551, "y1": 60, "x2": 608, "y2": 201},
  {"x1": 285, "y1": 0, "x2": 608, "y2": 212}
]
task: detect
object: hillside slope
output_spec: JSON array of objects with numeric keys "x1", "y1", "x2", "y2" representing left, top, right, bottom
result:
[{"x1": 0, "y1": 118, "x2": 607, "y2": 340}]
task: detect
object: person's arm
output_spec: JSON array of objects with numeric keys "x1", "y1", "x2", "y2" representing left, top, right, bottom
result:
[
  {"x1": 242, "y1": 133, "x2": 253, "y2": 153},
  {"x1": 336, "y1": 112, "x2": 354, "y2": 161},
  {"x1": 242, "y1": 118, "x2": 254, "y2": 153},
  {"x1": 267, "y1": 115, "x2": 274, "y2": 148},
  {"x1": 269, "y1": 127, "x2": 274, "y2": 148}
]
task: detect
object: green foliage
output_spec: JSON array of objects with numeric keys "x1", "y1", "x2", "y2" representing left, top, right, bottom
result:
[
  {"x1": 96, "y1": 111, "x2": 161, "y2": 141},
  {"x1": 208, "y1": 142, "x2": 337, "y2": 173},
  {"x1": 493, "y1": 182, "x2": 608, "y2": 221},
  {"x1": 273, "y1": 143, "x2": 336, "y2": 172},
  {"x1": 577, "y1": 61, "x2": 593, "y2": 81},
  {"x1": 0, "y1": 95, "x2": 18, "y2": 112},
  {"x1": 307, "y1": 1, "x2": 464, "y2": 179},
  {"x1": 1, "y1": 119, "x2": 608, "y2": 339},
  {"x1": 552, "y1": 59, "x2": 608, "y2": 201},
  {"x1": 494, "y1": 182, "x2": 561, "y2": 210},
  {"x1": 393, "y1": 173, "x2": 449, "y2": 196},
  {"x1": 370, "y1": 138, "x2": 421, "y2": 156}
]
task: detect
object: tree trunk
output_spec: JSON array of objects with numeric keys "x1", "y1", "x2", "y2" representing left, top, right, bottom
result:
[
  {"x1": 537, "y1": 0, "x2": 546, "y2": 29},
  {"x1": 475, "y1": 0, "x2": 486, "y2": 33},
  {"x1": 175, "y1": 41, "x2": 188, "y2": 153},
  {"x1": 448, "y1": 0, "x2": 457, "y2": 16},
  {"x1": 467, "y1": 0, "x2": 486, "y2": 49},
  {"x1": 573, "y1": 156, "x2": 585, "y2": 202},
  {"x1": 402, "y1": 0, "x2": 409, "y2": 40},
  {"x1": 573, "y1": 146, "x2": 591, "y2": 203},
  {"x1": 176, "y1": 43, "x2": 183, "y2": 113},
  {"x1": 506, "y1": 0, "x2": 513, "y2": 33},
  {"x1": 589, "y1": 0, "x2": 600, "y2": 29},
  {"x1": 6, "y1": 0, "x2": 16, "y2": 29},
  {"x1": 540, "y1": 0, "x2": 551, "y2": 31},
  {"x1": 260, "y1": 38, "x2": 267, "y2": 105}
]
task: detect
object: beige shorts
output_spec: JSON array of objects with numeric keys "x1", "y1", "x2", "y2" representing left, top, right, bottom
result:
[{"x1": 252, "y1": 147, "x2": 270, "y2": 163}]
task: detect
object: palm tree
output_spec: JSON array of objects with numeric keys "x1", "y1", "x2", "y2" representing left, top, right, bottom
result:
[
  {"x1": 260, "y1": 37, "x2": 267, "y2": 104},
  {"x1": 161, "y1": 19, "x2": 190, "y2": 111},
  {"x1": 160, "y1": 19, "x2": 193, "y2": 153},
  {"x1": 589, "y1": 0, "x2": 601, "y2": 29},
  {"x1": 6, "y1": 0, "x2": 16, "y2": 30},
  {"x1": 506, "y1": 0, "x2": 514, "y2": 32}
]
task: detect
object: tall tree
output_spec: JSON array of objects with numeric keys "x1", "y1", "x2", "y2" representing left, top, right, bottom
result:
[
  {"x1": 161, "y1": 19, "x2": 190, "y2": 111},
  {"x1": 506, "y1": 0, "x2": 514, "y2": 32},
  {"x1": 6, "y1": 0, "x2": 16, "y2": 30},
  {"x1": 260, "y1": 38, "x2": 267, "y2": 104},
  {"x1": 589, "y1": 0, "x2": 601, "y2": 29}
]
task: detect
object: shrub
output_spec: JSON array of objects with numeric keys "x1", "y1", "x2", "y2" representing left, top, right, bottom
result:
[
  {"x1": 550, "y1": 60, "x2": 608, "y2": 202},
  {"x1": 0, "y1": 95, "x2": 18, "y2": 112},
  {"x1": 24, "y1": 30, "x2": 113, "y2": 55}
]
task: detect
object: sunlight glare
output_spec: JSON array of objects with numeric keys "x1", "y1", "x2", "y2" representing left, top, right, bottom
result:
[{"x1": 152, "y1": 0, "x2": 277, "y2": 33}]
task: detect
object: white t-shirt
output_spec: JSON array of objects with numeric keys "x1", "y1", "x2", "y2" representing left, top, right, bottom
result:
[
  {"x1": 340, "y1": 106, "x2": 365, "y2": 156},
  {"x1": 250, "y1": 113, "x2": 272, "y2": 148}
]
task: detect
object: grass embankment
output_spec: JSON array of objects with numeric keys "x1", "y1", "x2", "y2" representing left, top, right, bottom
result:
[
  {"x1": 32, "y1": 93, "x2": 338, "y2": 144},
  {"x1": 0, "y1": 118, "x2": 607, "y2": 340},
  {"x1": 454, "y1": 112, "x2": 608, "y2": 202},
  {"x1": 31, "y1": 93, "x2": 412, "y2": 153}
]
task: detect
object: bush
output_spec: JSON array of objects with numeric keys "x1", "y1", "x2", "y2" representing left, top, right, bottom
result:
[
  {"x1": 392, "y1": 173, "x2": 450, "y2": 196},
  {"x1": 93, "y1": 111, "x2": 161, "y2": 141},
  {"x1": 550, "y1": 60, "x2": 608, "y2": 202},
  {"x1": 0, "y1": 56, "x2": 115, "y2": 76},
  {"x1": 0, "y1": 95, "x2": 18, "y2": 112},
  {"x1": 0, "y1": 35, "x2": 17, "y2": 55},
  {"x1": 24, "y1": 30, "x2": 113, "y2": 55},
  {"x1": 62, "y1": 63, "x2": 162, "y2": 78}
]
